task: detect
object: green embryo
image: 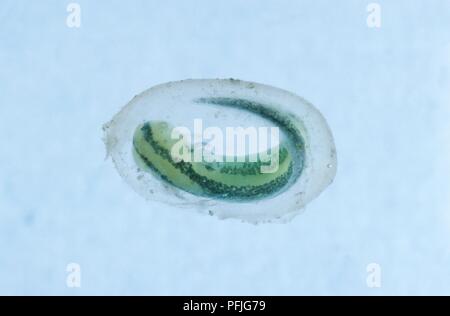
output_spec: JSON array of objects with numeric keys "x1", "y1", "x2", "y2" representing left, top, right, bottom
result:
[{"x1": 132, "y1": 98, "x2": 306, "y2": 201}]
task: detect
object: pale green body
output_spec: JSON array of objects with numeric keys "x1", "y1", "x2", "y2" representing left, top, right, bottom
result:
[{"x1": 133, "y1": 121, "x2": 294, "y2": 201}]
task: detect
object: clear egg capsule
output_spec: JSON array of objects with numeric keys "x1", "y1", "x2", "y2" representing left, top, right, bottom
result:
[{"x1": 103, "y1": 79, "x2": 337, "y2": 223}]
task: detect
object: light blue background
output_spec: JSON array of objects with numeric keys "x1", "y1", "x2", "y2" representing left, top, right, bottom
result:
[{"x1": 1, "y1": 0, "x2": 449, "y2": 295}]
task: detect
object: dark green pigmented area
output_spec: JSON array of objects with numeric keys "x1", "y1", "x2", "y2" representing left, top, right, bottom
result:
[{"x1": 195, "y1": 97, "x2": 305, "y2": 180}]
